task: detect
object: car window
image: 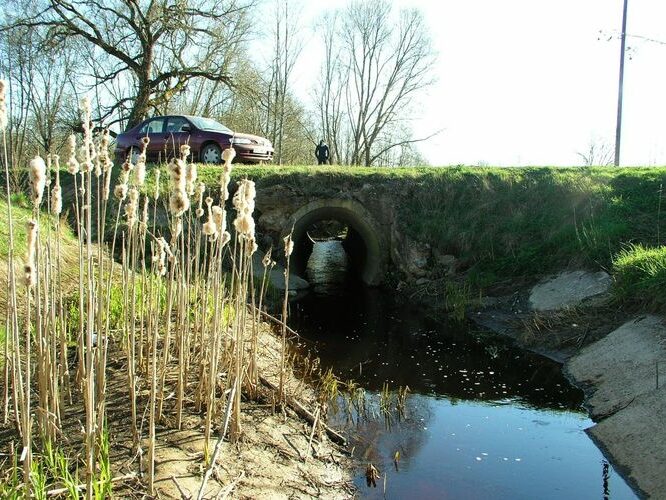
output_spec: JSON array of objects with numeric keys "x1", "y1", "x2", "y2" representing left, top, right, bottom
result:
[
  {"x1": 188, "y1": 116, "x2": 233, "y2": 134},
  {"x1": 138, "y1": 118, "x2": 164, "y2": 135},
  {"x1": 165, "y1": 117, "x2": 190, "y2": 133}
]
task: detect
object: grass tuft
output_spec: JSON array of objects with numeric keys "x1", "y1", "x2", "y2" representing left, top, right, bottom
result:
[{"x1": 612, "y1": 244, "x2": 666, "y2": 311}]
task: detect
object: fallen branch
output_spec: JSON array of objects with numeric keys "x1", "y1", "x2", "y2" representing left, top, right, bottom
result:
[
  {"x1": 171, "y1": 475, "x2": 192, "y2": 499},
  {"x1": 253, "y1": 307, "x2": 303, "y2": 340},
  {"x1": 259, "y1": 375, "x2": 346, "y2": 446},
  {"x1": 306, "y1": 406, "x2": 320, "y2": 460}
]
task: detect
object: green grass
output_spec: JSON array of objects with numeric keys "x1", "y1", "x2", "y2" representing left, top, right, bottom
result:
[
  {"x1": 99, "y1": 163, "x2": 666, "y2": 303},
  {"x1": 190, "y1": 165, "x2": 666, "y2": 286},
  {"x1": 612, "y1": 244, "x2": 666, "y2": 310},
  {"x1": 0, "y1": 193, "x2": 78, "y2": 259}
]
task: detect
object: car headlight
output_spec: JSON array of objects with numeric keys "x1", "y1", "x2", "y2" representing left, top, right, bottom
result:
[{"x1": 230, "y1": 138, "x2": 252, "y2": 145}]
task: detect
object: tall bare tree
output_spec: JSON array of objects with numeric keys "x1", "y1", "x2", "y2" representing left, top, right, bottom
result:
[
  {"x1": 5, "y1": 0, "x2": 253, "y2": 129},
  {"x1": 314, "y1": 1, "x2": 436, "y2": 166},
  {"x1": 344, "y1": 2, "x2": 434, "y2": 166},
  {"x1": 264, "y1": 0, "x2": 303, "y2": 164},
  {"x1": 313, "y1": 11, "x2": 347, "y2": 165},
  {"x1": 0, "y1": 24, "x2": 76, "y2": 184}
]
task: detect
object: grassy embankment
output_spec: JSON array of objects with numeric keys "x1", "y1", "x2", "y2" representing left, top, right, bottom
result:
[{"x1": 190, "y1": 165, "x2": 666, "y2": 311}]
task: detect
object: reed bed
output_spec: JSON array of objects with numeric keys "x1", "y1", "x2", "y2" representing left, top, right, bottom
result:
[{"x1": 0, "y1": 90, "x2": 297, "y2": 498}]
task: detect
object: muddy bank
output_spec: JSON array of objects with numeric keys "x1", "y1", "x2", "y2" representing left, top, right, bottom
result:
[{"x1": 467, "y1": 271, "x2": 666, "y2": 498}]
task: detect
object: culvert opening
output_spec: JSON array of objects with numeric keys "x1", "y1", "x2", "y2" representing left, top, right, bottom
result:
[
  {"x1": 288, "y1": 203, "x2": 384, "y2": 287},
  {"x1": 293, "y1": 219, "x2": 366, "y2": 295}
]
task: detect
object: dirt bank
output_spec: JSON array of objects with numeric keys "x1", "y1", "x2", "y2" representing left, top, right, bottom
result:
[
  {"x1": 565, "y1": 316, "x2": 666, "y2": 498},
  {"x1": 0, "y1": 318, "x2": 355, "y2": 498}
]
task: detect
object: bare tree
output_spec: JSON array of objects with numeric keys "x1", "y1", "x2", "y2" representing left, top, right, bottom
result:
[
  {"x1": 0, "y1": 24, "x2": 76, "y2": 188},
  {"x1": 577, "y1": 138, "x2": 614, "y2": 166},
  {"x1": 5, "y1": 0, "x2": 253, "y2": 129},
  {"x1": 312, "y1": 2, "x2": 435, "y2": 166},
  {"x1": 264, "y1": 0, "x2": 303, "y2": 164},
  {"x1": 313, "y1": 11, "x2": 347, "y2": 165},
  {"x1": 341, "y1": 1, "x2": 435, "y2": 166}
]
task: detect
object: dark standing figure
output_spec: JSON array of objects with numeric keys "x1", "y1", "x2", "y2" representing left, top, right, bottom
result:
[{"x1": 315, "y1": 139, "x2": 330, "y2": 165}]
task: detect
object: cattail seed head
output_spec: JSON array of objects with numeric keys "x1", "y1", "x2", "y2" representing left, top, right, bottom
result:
[
  {"x1": 67, "y1": 134, "x2": 80, "y2": 174},
  {"x1": 262, "y1": 249, "x2": 275, "y2": 268},
  {"x1": 220, "y1": 230, "x2": 231, "y2": 247},
  {"x1": 154, "y1": 237, "x2": 172, "y2": 276},
  {"x1": 180, "y1": 144, "x2": 191, "y2": 160},
  {"x1": 122, "y1": 157, "x2": 134, "y2": 173},
  {"x1": 186, "y1": 162, "x2": 197, "y2": 195},
  {"x1": 139, "y1": 196, "x2": 149, "y2": 233},
  {"x1": 284, "y1": 234, "x2": 294, "y2": 257},
  {"x1": 29, "y1": 155, "x2": 47, "y2": 207},
  {"x1": 168, "y1": 158, "x2": 187, "y2": 192},
  {"x1": 211, "y1": 206, "x2": 225, "y2": 230},
  {"x1": 124, "y1": 188, "x2": 139, "y2": 226},
  {"x1": 222, "y1": 147, "x2": 235, "y2": 164},
  {"x1": 114, "y1": 183, "x2": 128, "y2": 201},
  {"x1": 233, "y1": 213, "x2": 255, "y2": 237},
  {"x1": 134, "y1": 155, "x2": 146, "y2": 186},
  {"x1": 169, "y1": 191, "x2": 190, "y2": 217},
  {"x1": 0, "y1": 80, "x2": 7, "y2": 131},
  {"x1": 51, "y1": 184, "x2": 62, "y2": 215},
  {"x1": 172, "y1": 218, "x2": 183, "y2": 239},
  {"x1": 202, "y1": 220, "x2": 218, "y2": 236},
  {"x1": 51, "y1": 157, "x2": 63, "y2": 215},
  {"x1": 220, "y1": 171, "x2": 231, "y2": 201}
]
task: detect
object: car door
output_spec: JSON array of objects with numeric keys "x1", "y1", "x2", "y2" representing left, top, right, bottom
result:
[
  {"x1": 163, "y1": 116, "x2": 193, "y2": 159},
  {"x1": 136, "y1": 117, "x2": 166, "y2": 161}
]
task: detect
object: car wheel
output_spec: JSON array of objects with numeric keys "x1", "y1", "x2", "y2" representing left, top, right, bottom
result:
[{"x1": 201, "y1": 143, "x2": 222, "y2": 164}]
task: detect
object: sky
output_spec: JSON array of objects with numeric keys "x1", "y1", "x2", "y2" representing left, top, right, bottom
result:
[{"x1": 284, "y1": 0, "x2": 666, "y2": 166}]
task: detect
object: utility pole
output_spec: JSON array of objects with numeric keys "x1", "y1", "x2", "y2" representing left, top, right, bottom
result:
[{"x1": 614, "y1": 0, "x2": 629, "y2": 166}]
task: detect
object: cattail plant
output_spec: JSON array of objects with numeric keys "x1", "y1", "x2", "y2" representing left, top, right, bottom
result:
[
  {"x1": 279, "y1": 232, "x2": 294, "y2": 404},
  {"x1": 0, "y1": 91, "x2": 310, "y2": 498}
]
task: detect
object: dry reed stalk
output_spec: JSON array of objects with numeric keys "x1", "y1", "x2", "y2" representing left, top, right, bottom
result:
[
  {"x1": 0, "y1": 80, "x2": 23, "y2": 435},
  {"x1": 146, "y1": 244, "x2": 162, "y2": 494},
  {"x1": 203, "y1": 236, "x2": 225, "y2": 460},
  {"x1": 279, "y1": 233, "x2": 294, "y2": 404}
]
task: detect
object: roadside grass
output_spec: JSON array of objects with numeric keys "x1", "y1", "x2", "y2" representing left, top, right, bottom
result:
[
  {"x1": 186, "y1": 165, "x2": 666, "y2": 288},
  {"x1": 140, "y1": 163, "x2": 666, "y2": 312}
]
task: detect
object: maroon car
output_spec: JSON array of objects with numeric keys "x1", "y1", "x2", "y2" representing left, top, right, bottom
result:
[{"x1": 115, "y1": 115, "x2": 274, "y2": 164}]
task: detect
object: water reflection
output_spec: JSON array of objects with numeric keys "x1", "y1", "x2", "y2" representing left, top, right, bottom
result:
[
  {"x1": 305, "y1": 240, "x2": 350, "y2": 294},
  {"x1": 291, "y1": 242, "x2": 637, "y2": 499}
]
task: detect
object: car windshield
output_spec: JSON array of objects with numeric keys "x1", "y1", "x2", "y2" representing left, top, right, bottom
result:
[{"x1": 188, "y1": 116, "x2": 233, "y2": 134}]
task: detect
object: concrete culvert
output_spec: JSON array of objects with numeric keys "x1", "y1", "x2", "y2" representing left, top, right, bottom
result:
[{"x1": 286, "y1": 199, "x2": 387, "y2": 286}]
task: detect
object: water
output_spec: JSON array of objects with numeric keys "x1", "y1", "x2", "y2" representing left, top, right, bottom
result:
[{"x1": 289, "y1": 241, "x2": 637, "y2": 499}]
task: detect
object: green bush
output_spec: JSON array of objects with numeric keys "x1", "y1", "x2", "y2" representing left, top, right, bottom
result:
[{"x1": 613, "y1": 244, "x2": 666, "y2": 310}]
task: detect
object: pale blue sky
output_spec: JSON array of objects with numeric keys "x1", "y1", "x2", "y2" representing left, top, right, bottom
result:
[{"x1": 288, "y1": 0, "x2": 666, "y2": 166}]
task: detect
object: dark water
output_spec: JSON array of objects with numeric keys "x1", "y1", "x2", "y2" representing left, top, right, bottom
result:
[{"x1": 289, "y1": 241, "x2": 636, "y2": 499}]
